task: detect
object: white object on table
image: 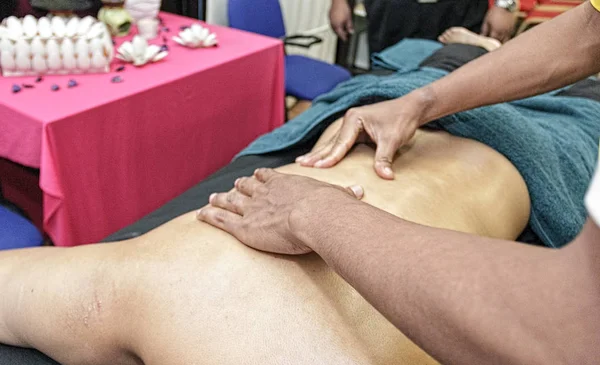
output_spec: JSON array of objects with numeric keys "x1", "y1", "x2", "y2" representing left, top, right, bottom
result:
[
  {"x1": 125, "y1": 0, "x2": 162, "y2": 23},
  {"x1": 137, "y1": 18, "x2": 159, "y2": 40},
  {"x1": 116, "y1": 35, "x2": 167, "y2": 66},
  {"x1": 173, "y1": 24, "x2": 218, "y2": 48},
  {"x1": 0, "y1": 16, "x2": 114, "y2": 76}
]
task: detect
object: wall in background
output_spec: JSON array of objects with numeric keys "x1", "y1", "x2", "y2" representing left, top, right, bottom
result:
[
  {"x1": 278, "y1": 0, "x2": 336, "y2": 63},
  {"x1": 206, "y1": 0, "x2": 228, "y2": 25},
  {"x1": 206, "y1": 0, "x2": 337, "y2": 64}
]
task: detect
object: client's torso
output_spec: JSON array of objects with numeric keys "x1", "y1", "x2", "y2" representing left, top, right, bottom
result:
[{"x1": 116, "y1": 126, "x2": 530, "y2": 365}]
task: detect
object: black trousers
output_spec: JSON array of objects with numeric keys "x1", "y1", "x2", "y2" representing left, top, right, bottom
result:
[
  {"x1": 364, "y1": 0, "x2": 489, "y2": 53},
  {"x1": 3, "y1": 44, "x2": 600, "y2": 365}
]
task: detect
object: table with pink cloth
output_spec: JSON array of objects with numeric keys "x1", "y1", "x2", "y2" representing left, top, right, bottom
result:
[{"x1": 0, "y1": 12, "x2": 285, "y2": 246}]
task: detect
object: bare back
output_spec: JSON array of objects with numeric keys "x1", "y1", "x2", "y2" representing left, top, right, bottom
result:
[{"x1": 0, "y1": 123, "x2": 530, "y2": 365}]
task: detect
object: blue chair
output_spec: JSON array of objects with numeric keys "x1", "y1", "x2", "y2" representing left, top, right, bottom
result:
[
  {"x1": 228, "y1": 0, "x2": 352, "y2": 101},
  {"x1": 0, "y1": 204, "x2": 44, "y2": 250}
]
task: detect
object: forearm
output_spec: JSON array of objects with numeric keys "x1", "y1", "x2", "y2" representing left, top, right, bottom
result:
[
  {"x1": 411, "y1": 2, "x2": 600, "y2": 123},
  {"x1": 292, "y1": 198, "x2": 597, "y2": 364}
]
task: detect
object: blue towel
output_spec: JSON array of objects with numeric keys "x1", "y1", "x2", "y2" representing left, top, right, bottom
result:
[{"x1": 238, "y1": 40, "x2": 600, "y2": 248}]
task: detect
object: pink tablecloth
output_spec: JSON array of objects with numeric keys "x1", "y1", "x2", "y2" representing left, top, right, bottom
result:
[{"x1": 0, "y1": 13, "x2": 284, "y2": 246}]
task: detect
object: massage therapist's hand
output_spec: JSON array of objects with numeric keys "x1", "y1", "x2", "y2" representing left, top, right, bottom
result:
[
  {"x1": 196, "y1": 168, "x2": 364, "y2": 255},
  {"x1": 296, "y1": 95, "x2": 427, "y2": 180}
]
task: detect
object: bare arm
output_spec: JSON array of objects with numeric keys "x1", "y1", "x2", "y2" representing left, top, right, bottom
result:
[
  {"x1": 291, "y1": 196, "x2": 600, "y2": 365},
  {"x1": 0, "y1": 245, "x2": 140, "y2": 365},
  {"x1": 298, "y1": 3, "x2": 600, "y2": 179},
  {"x1": 416, "y1": 2, "x2": 600, "y2": 123}
]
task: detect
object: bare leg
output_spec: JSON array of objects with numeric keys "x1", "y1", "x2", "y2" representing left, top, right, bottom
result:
[{"x1": 438, "y1": 27, "x2": 502, "y2": 52}]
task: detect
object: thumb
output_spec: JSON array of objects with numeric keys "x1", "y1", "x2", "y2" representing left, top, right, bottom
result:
[
  {"x1": 374, "y1": 139, "x2": 400, "y2": 180},
  {"x1": 346, "y1": 19, "x2": 354, "y2": 35},
  {"x1": 344, "y1": 185, "x2": 364, "y2": 199}
]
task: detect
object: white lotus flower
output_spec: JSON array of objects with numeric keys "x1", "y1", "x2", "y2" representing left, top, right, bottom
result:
[
  {"x1": 116, "y1": 35, "x2": 167, "y2": 66},
  {"x1": 173, "y1": 24, "x2": 218, "y2": 48}
]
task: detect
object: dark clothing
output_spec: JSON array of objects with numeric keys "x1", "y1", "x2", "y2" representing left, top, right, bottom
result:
[
  {"x1": 419, "y1": 43, "x2": 488, "y2": 71},
  {"x1": 3, "y1": 43, "x2": 600, "y2": 364},
  {"x1": 364, "y1": 0, "x2": 489, "y2": 53},
  {"x1": 0, "y1": 0, "x2": 17, "y2": 20},
  {"x1": 418, "y1": 43, "x2": 600, "y2": 102}
]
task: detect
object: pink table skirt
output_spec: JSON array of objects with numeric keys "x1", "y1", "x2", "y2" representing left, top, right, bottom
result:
[{"x1": 0, "y1": 13, "x2": 285, "y2": 246}]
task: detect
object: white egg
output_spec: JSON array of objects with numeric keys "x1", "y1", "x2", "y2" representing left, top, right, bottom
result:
[
  {"x1": 32, "y1": 53, "x2": 47, "y2": 73},
  {"x1": 75, "y1": 38, "x2": 89, "y2": 56},
  {"x1": 62, "y1": 52, "x2": 77, "y2": 70},
  {"x1": 88, "y1": 38, "x2": 103, "y2": 55},
  {"x1": 15, "y1": 52, "x2": 32, "y2": 71},
  {"x1": 77, "y1": 16, "x2": 94, "y2": 36},
  {"x1": 6, "y1": 16, "x2": 22, "y2": 39},
  {"x1": 91, "y1": 50, "x2": 107, "y2": 69},
  {"x1": 14, "y1": 39, "x2": 30, "y2": 57},
  {"x1": 87, "y1": 22, "x2": 107, "y2": 40},
  {"x1": 60, "y1": 38, "x2": 74, "y2": 55},
  {"x1": 46, "y1": 39, "x2": 59, "y2": 56},
  {"x1": 47, "y1": 52, "x2": 62, "y2": 70},
  {"x1": 38, "y1": 17, "x2": 52, "y2": 39},
  {"x1": 102, "y1": 35, "x2": 114, "y2": 59},
  {"x1": 0, "y1": 38, "x2": 15, "y2": 53},
  {"x1": 22, "y1": 15, "x2": 37, "y2": 38},
  {"x1": 65, "y1": 17, "x2": 79, "y2": 37},
  {"x1": 0, "y1": 51, "x2": 16, "y2": 71},
  {"x1": 77, "y1": 53, "x2": 91, "y2": 70},
  {"x1": 51, "y1": 16, "x2": 66, "y2": 38},
  {"x1": 30, "y1": 37, "x2": 45, "y2": 56}
]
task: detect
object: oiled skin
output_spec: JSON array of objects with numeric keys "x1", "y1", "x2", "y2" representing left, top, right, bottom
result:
[{"x1": 0, "y1": 120, "x2": 530, "y2": 365}]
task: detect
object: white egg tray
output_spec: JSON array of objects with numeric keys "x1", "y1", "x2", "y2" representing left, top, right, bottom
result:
[{"x1": 0, "y1": 15, "x2": 114, "y2": 77}]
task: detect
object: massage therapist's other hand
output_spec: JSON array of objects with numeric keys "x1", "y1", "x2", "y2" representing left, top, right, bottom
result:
[
  {"x1": 481, "y1": 6, "x2": 515, "y2": 43},
  {"x1": 330, "y1": 0, "x2": 354, "y2": 41},
  {"x1": 197, "y1": 168, "x2": 364, "y2": 255},
  {"x1": 296, "y1": 95, "x2": 427, "y2": 180}
]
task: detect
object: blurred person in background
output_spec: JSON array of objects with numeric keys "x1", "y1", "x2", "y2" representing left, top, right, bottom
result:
[{"x1": 330, "y1": 0, "x2": 516, "y2": 53}]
